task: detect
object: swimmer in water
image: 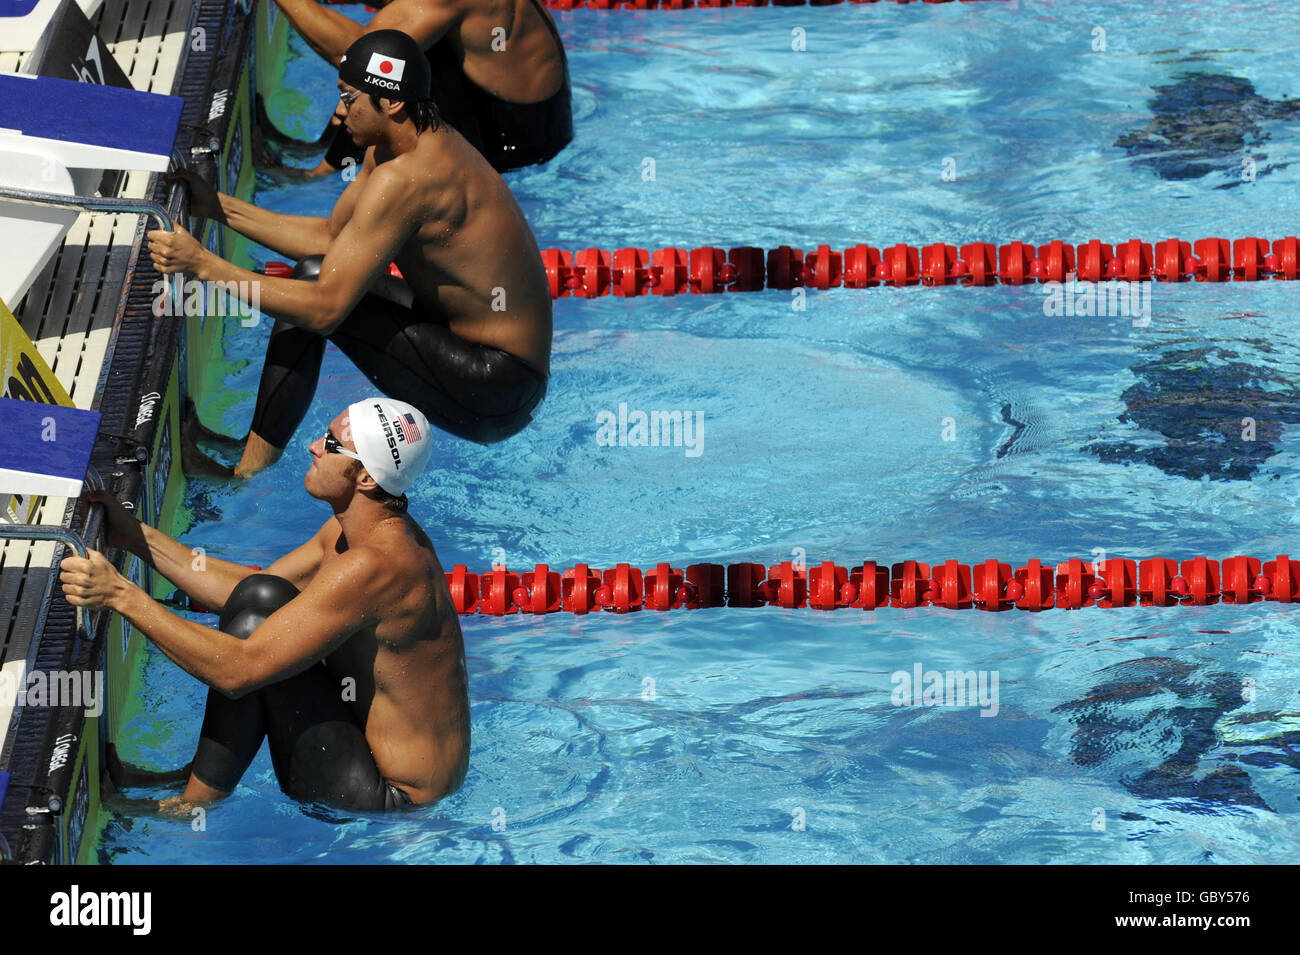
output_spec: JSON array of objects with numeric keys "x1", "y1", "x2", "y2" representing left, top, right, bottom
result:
[
  {"x1": 149, "y1": 30, "x2": 552, "y2": 479},
  {"x1": 60, "y1": 398, "x2": 468, "y2": 810},
  {"x1": 274, "y1": 0, "x2": 572, "y2": 175}
]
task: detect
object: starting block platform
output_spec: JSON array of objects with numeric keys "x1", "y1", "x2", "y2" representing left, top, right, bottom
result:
[
  {"x1": 0, "y1": 396, "x2": 101, "y2": 501},
  {"x1": 0, "y1": 71, "x2": 183, "y2": 309}
]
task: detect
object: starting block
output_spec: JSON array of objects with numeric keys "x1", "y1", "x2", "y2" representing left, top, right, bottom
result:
[
  {"x1": 0, "y1": 71, "x2": 183, "y2": 307},
  {"x1": 2, "y1": 292, "x2": 77, "y2": 518},
  {"x1": 0, "y1": 396, "x2": 101, "y2": 512}
]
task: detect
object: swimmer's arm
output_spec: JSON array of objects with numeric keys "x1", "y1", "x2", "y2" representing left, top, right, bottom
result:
[
  {"x1": 132, "y1": 522, "x2": 260, "y2": 612},
  {"x1": 89, "y1": 487, "x2": 257, "y2": 612},
  {"x1": 212, "y1": 191, "x2": 333, "y2": 261},
  {"x1": 275, "y1": 0, "x2": 366, "y2": 66},
  {"x1": 367, "y1": 0, "x2": 460, "y2": 50},
  {"x1": 264, "y1": 518, "x2": 337, "y2": 591},
  {"x1": 114, "y1": 551, "x2": 376, "y2": 698},
  {"x1": 194, "y1": 167, "x2": 413, "y2": 334}
]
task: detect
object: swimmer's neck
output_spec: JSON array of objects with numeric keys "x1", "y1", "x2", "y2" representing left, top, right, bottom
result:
[
  {"x1": 329, "y1": 493, "x2": 409, "y2": 550},
  {"x1": 371, "y1": 120, "x2": 425, "y2": 163}
]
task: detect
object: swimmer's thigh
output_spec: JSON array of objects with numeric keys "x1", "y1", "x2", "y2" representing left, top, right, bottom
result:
[
  {"x1": 328, "y1": 294, "x2": 544, "y2": 443},
  {"x1": 259, "y1": 664, "x2": 392, "y2": 811}
]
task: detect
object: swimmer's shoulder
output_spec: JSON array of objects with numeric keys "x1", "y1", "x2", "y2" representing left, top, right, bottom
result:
[{"x1": 346, "y1": 520, "x2": 446, "y2": 622}]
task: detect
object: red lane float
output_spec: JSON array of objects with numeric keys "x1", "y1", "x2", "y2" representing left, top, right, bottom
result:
[
  {"x1": 447, "y1": 553, "x2": 1300, "y2": 616},
  {"x1": 539, "y1": 235, "x2": 1300, "y2": 298}
]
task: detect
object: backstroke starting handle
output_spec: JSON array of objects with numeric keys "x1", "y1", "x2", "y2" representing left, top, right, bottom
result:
[{"x1": 0, "y1": 183, "x2": 190, "y2": 306}]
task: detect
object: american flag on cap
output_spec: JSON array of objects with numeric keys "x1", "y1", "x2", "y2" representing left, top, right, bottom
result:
[{"x1": 398, "y1": 412, "x2": 422, "y2": 443}]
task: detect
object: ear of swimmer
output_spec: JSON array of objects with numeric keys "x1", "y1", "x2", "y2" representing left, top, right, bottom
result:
[{"x1": 220, "y1": 573, "x2": 302, "y2": 638}]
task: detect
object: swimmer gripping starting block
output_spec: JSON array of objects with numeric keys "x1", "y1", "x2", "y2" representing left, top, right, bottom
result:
[
  {"x1": 0, "y1": 71, "x2": 184, "y2": 307},
  {"x1": 0, "y1": 396, "x2": 101, "y2": 504}
]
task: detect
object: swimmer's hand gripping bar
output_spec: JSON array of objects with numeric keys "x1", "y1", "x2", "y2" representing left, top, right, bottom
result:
[{"x1": 0, "y1": 474, "x2": 106, "y2": 650}]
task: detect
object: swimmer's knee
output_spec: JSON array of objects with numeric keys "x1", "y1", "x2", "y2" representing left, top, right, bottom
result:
[
  {"x1": 291, "y1": 256, "x2": 324, "y2": 282},
  {"x1": 220, "y1": 573, "x2": 301, "y2": 638}
]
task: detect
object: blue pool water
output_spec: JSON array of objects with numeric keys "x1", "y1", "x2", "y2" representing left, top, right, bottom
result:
[{"x1": 100, "y1": 1, "x2": 1300, "y2": 863}]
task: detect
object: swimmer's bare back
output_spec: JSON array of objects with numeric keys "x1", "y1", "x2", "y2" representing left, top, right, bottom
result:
[
  {"x1": 279, "y1": 512, "x2": 470, "y2": 802},
  {"x1": 327, "y1": 123, "x2": 553, "y2": 376},
  {"x1": 367, "y1": 0, "x2": 566, "y2": 103}
]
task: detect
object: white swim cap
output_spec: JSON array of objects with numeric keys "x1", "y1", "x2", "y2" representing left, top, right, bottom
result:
[{"x1": 345, "y1": 397, "x2": 433, "y2": 496}]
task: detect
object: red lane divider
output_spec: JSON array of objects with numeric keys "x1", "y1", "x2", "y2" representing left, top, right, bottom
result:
[
  {"x1": 540, "y1": 236, "x2": 1300, "y2": 298},
  {"x1": 261, "y1": 236, "x2": 1298, "y2": 300},
  {"x1": 449, "y1": 554, "x2": 1300, "y2": 615}
]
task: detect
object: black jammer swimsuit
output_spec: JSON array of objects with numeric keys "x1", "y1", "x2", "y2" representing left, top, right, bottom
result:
[
  {"x1": 249, "y1": 256, "x2": 547, "y2": 450},
  {"x1": 324, "y1": 0, "x2": 573, "y2": 173},
  {"x1": 192, "y1": 574, "x2": 415, "y2": 811}
]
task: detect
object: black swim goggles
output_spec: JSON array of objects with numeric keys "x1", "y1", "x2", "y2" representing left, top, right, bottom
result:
[{"x1": 323, "y1": 430, "x2": 363, "y2": 462}]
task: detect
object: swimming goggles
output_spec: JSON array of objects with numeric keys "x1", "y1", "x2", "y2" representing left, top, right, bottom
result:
[{"x1": 323, "y1": 431, "x2": 363, "y2": 461}]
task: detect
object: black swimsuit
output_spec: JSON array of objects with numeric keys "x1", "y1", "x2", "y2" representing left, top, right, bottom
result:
[
  {"x1": 191, "y1": 575, "x2": 420, "y2": 811},
  {"x1": 324, "y1": 0, "x2": 573, "y2": 173},
  {"x1": 249, "y1": 257, "x2": 547, "y2": 450}
]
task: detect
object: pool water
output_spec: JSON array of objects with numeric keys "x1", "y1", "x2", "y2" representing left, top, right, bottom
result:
[{"x1": 99, "y1": 1, "x2": 1300, "y2": 863}]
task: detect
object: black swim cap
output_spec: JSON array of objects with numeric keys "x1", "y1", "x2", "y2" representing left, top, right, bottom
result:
[{"x1": 338, "y1": 29, "x2": 432, "y2": 102}]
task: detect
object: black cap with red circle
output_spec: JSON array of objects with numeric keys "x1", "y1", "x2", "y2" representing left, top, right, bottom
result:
[{"x1": 338, "y1": 29, "x2": 432, "y2": 102}]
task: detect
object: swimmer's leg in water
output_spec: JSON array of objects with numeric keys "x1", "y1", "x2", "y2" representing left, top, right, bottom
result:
[
  {"x1": 229, "y1": 257, "x2": 330, "y2": 477},
  {"x1": 178, "y1": 574, "x2": 403, "y2": 811},
  {"x1": 227, "y1": 256, "x2": 546, "y2": 477},
  {"x1": 236, "y1": 317, "x2": 326, "y2": 476},
  {"x1": 183, "y1": 257, "x2": 327, "y2": 479}
]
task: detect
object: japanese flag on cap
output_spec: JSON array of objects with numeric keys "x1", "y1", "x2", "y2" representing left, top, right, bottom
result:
[
  {"x1": 346, "y1": 397, "x2": 433, "y2": 496},
  {"x1": 366, "y1": 52, "x2": 406, "y2": 82}
]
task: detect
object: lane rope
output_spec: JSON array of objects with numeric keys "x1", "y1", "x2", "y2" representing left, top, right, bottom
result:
[
  {"x1": 444, "y1": 555, "x2": 1300, "y2": 614},
  {"x1": 535, "y1": 237, "x2": 1299, "y2": 297}
]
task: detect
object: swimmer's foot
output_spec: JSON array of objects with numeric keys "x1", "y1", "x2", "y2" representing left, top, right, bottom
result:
[
  {"x1": 101, "y1": 764, "x2": 225, "y2": 819},
  {"x1": 100, "y1": 769, "x2": 200, "y2": 819},
  {"x1": 105, "y1": 743, "x2": 193, "y2": 790},
  {"x1": 232, "y1": 431, "x2": 285, "y2": 478},
  {"x1": 157, "y1": 795, "x2": 207, "y2": 818},
  {"x1": 181, "y1": 426, "x2": 237, "y2": 480},
  {"x1": 183, "y1": 397, "x2": 244, "y2": 449}
]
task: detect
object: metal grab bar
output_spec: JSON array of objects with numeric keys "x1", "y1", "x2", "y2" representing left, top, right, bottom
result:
[
  {"x1": 0, "y1": 522, "x2": 91, "y2": 558},
  {"x1": 0, "y1": 490, "x2": 106, "y2": 645},
  {"x1": 0, "y1": 172, "x2": 191, "y2": 309},
  {"x1": 0, "y1": 186, "x2": 176, "y2": 233}
]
